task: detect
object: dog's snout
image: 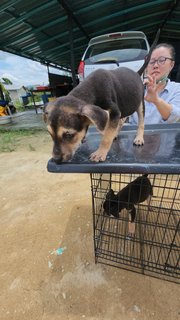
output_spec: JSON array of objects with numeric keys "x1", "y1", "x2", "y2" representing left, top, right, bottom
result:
[
  {"x1": 52, "y1": 145, "x2": 63, "y2": 163},
  {"x1": 53, "y1": 156, "x2": 63, "y2": 164},
  {"x1": 52, "y1": 145, "x2": 73, "y2": 163},
  {"x1": 53, "y1": 144, "x2": 60, "y2": 155}
]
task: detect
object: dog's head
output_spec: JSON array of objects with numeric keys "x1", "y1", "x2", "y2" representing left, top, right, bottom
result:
[
  {"x1": 44, "y1": 96, "x2": 109, "y2": 163},
  {"x1": 103, "y1": 189, "x2": 119, "y2": 218}
]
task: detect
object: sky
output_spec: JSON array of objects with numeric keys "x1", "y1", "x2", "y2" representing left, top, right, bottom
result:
[{"x1": 0, "y1": 50, "x2": 68, "y2": 86}]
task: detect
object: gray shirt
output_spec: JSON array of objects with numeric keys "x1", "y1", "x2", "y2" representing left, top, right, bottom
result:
[{"x1": 129, "y1": 79, "x2": 180, "y2": 124}]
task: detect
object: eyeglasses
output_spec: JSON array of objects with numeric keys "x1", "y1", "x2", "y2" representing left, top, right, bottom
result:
[{"x1": 149, "y1": 56, "x2": 174, "y2": 66}]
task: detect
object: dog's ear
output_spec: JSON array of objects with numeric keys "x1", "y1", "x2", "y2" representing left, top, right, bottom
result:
[
  {"x1": 81, "y1": 104, "x2": 109, "y2": 131},
  {"x1": 106, "y1": 189, "x2": 115, "y2": 199}
]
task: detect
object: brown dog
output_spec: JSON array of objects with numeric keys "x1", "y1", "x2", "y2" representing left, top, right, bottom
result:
[{"x1": 44, "y1": 31, "x2": 160, "y2": 163}]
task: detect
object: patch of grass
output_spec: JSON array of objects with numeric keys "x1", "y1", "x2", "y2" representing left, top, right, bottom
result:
[
  {"x1": 0, "y1": 132, "x2": 17, "y2": 152},
  {"x1": 0, "y1": 129, "x2": 42, "y2": 152},
  {"x1": 28, "y1": 144, "x2": 36, "y2": 151}
]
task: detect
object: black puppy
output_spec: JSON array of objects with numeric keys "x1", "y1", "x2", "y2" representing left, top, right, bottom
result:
[{"x1": 103, "y1": 174, "x2": 153, "y2": 237}]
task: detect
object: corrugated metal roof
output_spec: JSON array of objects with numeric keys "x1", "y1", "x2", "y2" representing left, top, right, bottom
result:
[{"x1": 0, "y1": 0, "x2": 179, "y2": 72}]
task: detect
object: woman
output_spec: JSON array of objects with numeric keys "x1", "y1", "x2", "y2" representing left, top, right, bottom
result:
[{"x1": 129, "y1": 43, "x2": 180, "y2": 124}]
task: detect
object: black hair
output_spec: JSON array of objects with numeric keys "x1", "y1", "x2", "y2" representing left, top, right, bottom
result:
[{"x1": 154, "y1": 43, "x2": 175, "y2": 60}]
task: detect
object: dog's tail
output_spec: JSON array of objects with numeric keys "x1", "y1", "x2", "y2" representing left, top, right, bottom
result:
[{"x1": 137, "y1": 29, "x2": 160, "y2": 76}]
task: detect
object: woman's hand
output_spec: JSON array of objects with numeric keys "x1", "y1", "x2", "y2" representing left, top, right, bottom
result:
[
  {"x1": 144, "y1": 75, "x2": 164, "y2": 104},
  {"x1": 143, "y1": 74, "x2": 172, "y2": 120}
]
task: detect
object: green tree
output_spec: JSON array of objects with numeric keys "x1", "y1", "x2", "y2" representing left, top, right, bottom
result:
[
  {"x1": 0, "y1": 78, "x2": 12, "y2": 102},
  {"x1": 2, "y1": 78, "x2": 13, "y2": 85}
]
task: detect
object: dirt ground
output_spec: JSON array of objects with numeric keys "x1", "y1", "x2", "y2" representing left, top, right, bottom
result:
[{"x1": 0, "y1": 131, "x2": 179, "y2": 320}]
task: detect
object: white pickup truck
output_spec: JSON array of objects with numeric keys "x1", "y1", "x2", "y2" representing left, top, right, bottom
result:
[{"x1": 78, "y1": 31, "x2": 150, "y2": 82}]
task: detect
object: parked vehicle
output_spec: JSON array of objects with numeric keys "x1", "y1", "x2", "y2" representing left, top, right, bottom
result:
[{"x1": 78, "y1": 31, "x2": 150, "y2": 82}]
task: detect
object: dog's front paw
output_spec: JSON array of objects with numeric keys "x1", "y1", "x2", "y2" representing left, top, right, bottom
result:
[
  {"x1": 90, "y1": 149, "x2": 107, "y2": 162},
  {"x1": 133, "y1": 136, "x2": 144, "y2": 146}
]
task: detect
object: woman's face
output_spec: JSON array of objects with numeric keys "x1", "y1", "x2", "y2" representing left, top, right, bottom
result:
[{"x1": 146, "y1": 46, "x2": 175, "y2": 82}]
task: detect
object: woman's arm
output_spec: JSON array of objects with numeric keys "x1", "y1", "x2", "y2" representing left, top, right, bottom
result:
[{"x1": 144, "y1": 75, "x2": 179, "y2": 121}]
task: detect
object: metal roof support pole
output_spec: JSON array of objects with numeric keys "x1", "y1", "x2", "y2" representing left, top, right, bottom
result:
[
  {"x1": 47, "y1": 64, "x2": 51, "y2": 87},
  {"x1": 68, "y1": 16, "x2": 77, "y2": 88}
]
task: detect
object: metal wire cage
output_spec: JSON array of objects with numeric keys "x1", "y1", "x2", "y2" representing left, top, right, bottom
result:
[{"x1": 90, "y1": 173, "x2": 180, "y2": 283}]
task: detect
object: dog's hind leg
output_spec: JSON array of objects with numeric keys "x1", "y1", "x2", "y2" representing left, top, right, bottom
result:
[
  {"x1": 133, "y1": 101, "x2": 144, "y2": 146},
  {"x1": 127, "y1": 206, "x2": 136, "y2": 239}
]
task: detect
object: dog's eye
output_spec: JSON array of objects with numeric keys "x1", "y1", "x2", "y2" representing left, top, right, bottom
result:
[{"x1": 63, "y1": 132, "x2": 75, "y2": 141}]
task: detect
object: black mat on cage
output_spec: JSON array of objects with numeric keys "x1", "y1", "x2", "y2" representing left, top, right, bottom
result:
[{"x1": 47, "y1": 123, "x2": 180, "y2": 174}]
